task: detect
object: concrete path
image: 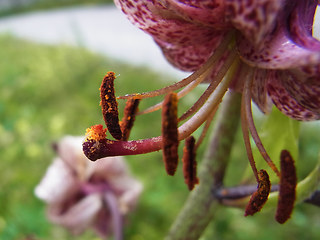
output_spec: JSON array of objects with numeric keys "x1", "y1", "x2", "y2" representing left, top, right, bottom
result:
[{"x1": 0, "y1": 5, "x2": 188, "y2": 78}]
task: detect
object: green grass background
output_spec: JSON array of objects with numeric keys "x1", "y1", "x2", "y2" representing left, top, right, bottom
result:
[{"x1": 0, "y1": 2, "x2": 320, "y2": 240}]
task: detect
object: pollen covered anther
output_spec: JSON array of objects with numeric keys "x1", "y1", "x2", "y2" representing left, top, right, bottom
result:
[
  {"x1": 275, "y1": 150, "x2": 297, "y2": 224},
  {"x1": 162, "y1": 92, "x2": 179, "y2": 176},
  {"x1": 182, "y1": 136, "x2": 199, "y2": 190},
  {"x1": 244, "y1": 169, "x2": 271, "y2": 216},
  {"x1": 100, "y1": 71, "x2": 122, "y2": 140},
  {"x1": 120, "y1": 98, "x2": 140, "y2": 141}
]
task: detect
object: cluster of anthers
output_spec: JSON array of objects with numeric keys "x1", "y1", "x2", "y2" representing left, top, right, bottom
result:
[{"x1": 83, "y1": 45, "x2": 296, "y2": 222}]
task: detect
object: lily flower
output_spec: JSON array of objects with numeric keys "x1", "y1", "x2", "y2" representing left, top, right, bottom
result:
[
  {"x1": 83, "y1": 0, "x2": 319, "y2": 194},
  {"x1": 35, "y1": 136, "x2": 143, "y2": 239}
]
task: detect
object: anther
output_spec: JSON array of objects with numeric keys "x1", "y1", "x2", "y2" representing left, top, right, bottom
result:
[
  {"x1": 275, "y1": 150, "x2": 297, "y2": 224},
  {"x1": 182, "y1": 136, "x2": 199, "y2": 190},
  {"x1": 100, "y1": 71, "x2": 122, "y2": 140},
  {"x1": 162, "y1": 92, "x2": 179, "y2": 176},
  {"x1": 244, "y1": 169, "x2": 271, "y2": 216},
  {"x1": 120, "y1": 98, "x2": 140, "y2": 141}
]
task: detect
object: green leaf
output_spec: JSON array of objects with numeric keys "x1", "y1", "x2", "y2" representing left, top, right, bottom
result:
[{"x1": 252, "y1": 107, "x2": 300, "y2": 182}]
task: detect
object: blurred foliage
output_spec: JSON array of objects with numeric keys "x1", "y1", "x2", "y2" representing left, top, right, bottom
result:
[
  {"x1": 0, "y1": 34, "x2": 320, "y2": 240},
  {"x1": 0, "y1": 0, "x2": 113, "y2": 17}
]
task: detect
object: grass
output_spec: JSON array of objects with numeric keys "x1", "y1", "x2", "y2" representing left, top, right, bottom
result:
[{"x1": 0, "y1": 34, "x2": 320, "y2": 240}]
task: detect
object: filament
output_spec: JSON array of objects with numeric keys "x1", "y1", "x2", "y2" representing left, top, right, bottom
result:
[
  {"x1": 241, "y1": 71, "x2": 259, "y2": 182},
  {"x1": 117, "y1": 32, "x2": 234, "y2": 100},
  {"x1": 244, "y1": 70, "x2": 281, "y2": 177},
  {"x1": 179, "y1": 50, "x2": 237, "y2": 122}
]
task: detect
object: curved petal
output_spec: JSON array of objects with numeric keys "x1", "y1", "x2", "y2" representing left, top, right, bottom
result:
[
  {"x1": 114, "y1": 0, "x2": 217, "y2": 47},
  {"x1": 238, "y1": 27, "x2": 320, "y2": 69},
  {"x1": 155, "y1": 34, "x2": 223, "y2": 71},
  {"x1": 92, "y1": 156, "x2": 128, "y2": 180},
  {"x1": 267, "y1": 71, "x2": 320, "y2": 121},
  {"x1": 287, "y1": 0, "x2": 320, "y2": 50},
  {"x1": 226, "y1": 0, "x2": 285, "y2": 46},
  {"x1": 48, "y1": 194, "x2": 103, "y2": 235},
  {"x1": 279, "y1": 69, "x2": 320, "y2": 115},
  {"x1": 34, "y1": 158, "x2": 79, "y2": 204},
  {"x1": 164, "y1": 0, "x2": 229, "y2": 28},
  {"x1": 251, "y1": 68, "x2": 273, "y2": 114}
]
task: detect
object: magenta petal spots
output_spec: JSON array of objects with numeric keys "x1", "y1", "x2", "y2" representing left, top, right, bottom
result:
[
  {"x1": 251, "y1": 69, "x2": 273, "y2": 114},
  {"x1": 156, "y1": 34, "x2": 223, "y2": 71},
  {"x1": 280, "y1": 71, "x2": 320, "y2": 115},
  {"x1": 115, "y1": 0, "x2": 218, "y2": 47},
  {"x1": 165, "y1": 0, "x2": 230, "y2": 28},
  {"x1": 226, "y1": 0, "x2": 284, "y2": 46},
  {"x1": 238, "y1": 28, "x2": 320, "y2": 69},
  {"x1": 267, "y1": 73, "x2": 320, "y2": 121}
]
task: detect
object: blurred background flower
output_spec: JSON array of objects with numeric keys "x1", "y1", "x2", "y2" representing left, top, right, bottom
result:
[{"x1": 35, "y1": 136, "x2": 142, "y2": 239}]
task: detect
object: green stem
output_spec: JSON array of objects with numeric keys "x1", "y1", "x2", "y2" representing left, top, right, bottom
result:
[{"x1": 165, "y1": 91, "x2": 242, "y2": 240}]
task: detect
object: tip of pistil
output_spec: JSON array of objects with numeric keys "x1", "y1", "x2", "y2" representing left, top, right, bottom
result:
[{"x1": 85, "y1": 124, "x2": 107, "y2": 141}]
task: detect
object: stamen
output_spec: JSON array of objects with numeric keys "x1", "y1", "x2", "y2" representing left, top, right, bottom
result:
[
  {"x1": 244, "y1": 169, "x2": 271, "y2": 216},
  {"x1": 138, "y1": 66, "x2": 211, "y2": 115},
  {"x1": 195, "y1": 106, "x2": 217, "y2": 150},
  {"x1": 177, "y1": 54, "x2": 238, "y2": 139},
  {"x1": 117, "y1": 32, "x2": 234, "y2": 100},
  {"x1": 243, "y1": 70, "x2": 281, "y2": 177},
  {"x1": 275, "y1": 150, "x2": 297, "y2": 224},
  {"x1": 162, "y1": 92, "x2": 179, "y2": 176},
  {"x1": 120, "y1": 98, "x2": 140, "y2": 141},
  {"x1": 182, "y1": 136, "x2": 199, "y2": 190},
  {"x1": 100, "y1": 72, "x2": 122, "y2": 140},
  {"x1": 179, "y1": 50, "x2": 238, "y2": 122}
]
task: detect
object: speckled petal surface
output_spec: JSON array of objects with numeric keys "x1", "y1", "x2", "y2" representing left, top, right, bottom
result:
[
  {"x1": 114, "y1": 0, "x2": 217, "y2": 47},
  {"x1": 267, "y1": 72, "x2": 320, "y2": 121},
  {"x1": 226, "y1": 0, "x2": 285, "y2": 46},
  {"x1": 165, "y1": 0, "x2": 229, "y2": 28},
  {"x1": 238, "y1": 28, "x2": 320, "y2": 69},
  {"x1": 155, "y1": 34, "x2": 224, "y2": 71},
  {"x1": 280, "y1": 70, "x2": 320, "y2": 115}
]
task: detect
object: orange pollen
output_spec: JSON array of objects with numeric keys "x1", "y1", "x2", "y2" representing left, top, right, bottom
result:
[{"x1": 85, "y1": 124, "x2": 107, "y2": 141}]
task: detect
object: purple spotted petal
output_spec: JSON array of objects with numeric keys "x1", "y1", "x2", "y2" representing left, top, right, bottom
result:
[
  {"x1": 279, "y1": 70, "x2": 320, "y2": 114},
  {"x1": 287, "y1": 1, "x2": 320, "y2": 50},
  {"x1": 114, "y1": 0, "x2": 218, "y2": 47},
  {"x1": 251, "y1": 69, "x2": 273, "y2": 114},
  {"x1": 226, "y1": 0, "x2": 285, "y2": 46},
  {"x1": 238, "y1": 27, "x2": 320, "y2": 69},
  {"x1": 267, "y1": 72, "x2": 320, "y2": 121},
  {"x1": 164, "y1": 0, "x2": 230, "y2": 28},
  {"x1": 155, "y1": 34, "x2": 223, "y2": 71}
]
